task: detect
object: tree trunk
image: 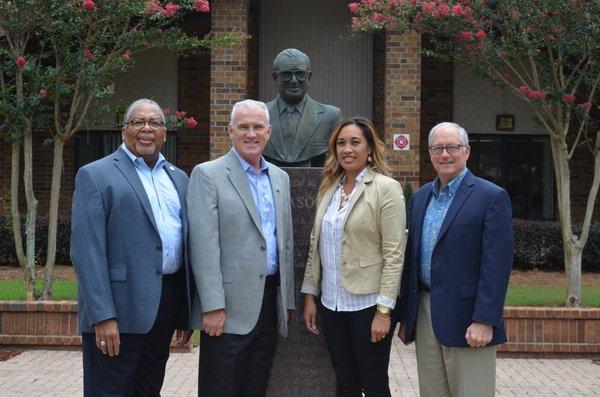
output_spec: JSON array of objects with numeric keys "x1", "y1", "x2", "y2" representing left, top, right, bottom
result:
[
  {"x1": 23, "y1": 131, "x2": 38, "y2": 300},
  {"x1": 42, "y1": 139, "x2": 65, "y2": 300},
  {"x1": 548, "y1": 134, "x2": 581, "y2": 307},
  {"x1": 10, "y1": 140, "x2": 26, "y2": 273}
]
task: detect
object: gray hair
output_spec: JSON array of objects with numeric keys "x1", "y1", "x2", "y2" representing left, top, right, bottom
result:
[
  {"x1": 123, "y1": 99, "x2": 165, "y2": 125},
  {"x1": 428, "y1": 122, "x2": 469, "y2": 146},
  {"x1": 230, "y1": 100, "x2": 270, "y2": 126},
  {"x1": 273, "y1": 48, "x2": 311, "y2": 71}
]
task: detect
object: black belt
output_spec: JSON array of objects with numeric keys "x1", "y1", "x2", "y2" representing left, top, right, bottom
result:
[
  {"x1": 420, "y1": 282, "x2": 430, "y2": 292},
  {"x1": 265, "y1": 272, "x2": 280, "y2": 288}
]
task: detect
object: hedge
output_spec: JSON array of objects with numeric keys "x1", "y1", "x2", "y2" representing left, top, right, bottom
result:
[{"x1": 0, "y1": 216, "x2": 598, "y2": 271}]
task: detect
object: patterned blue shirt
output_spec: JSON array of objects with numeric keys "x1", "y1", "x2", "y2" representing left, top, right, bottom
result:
[
  {"x1": 420, "y1": 167, "x2": 468, "y2": 287},
  {"x1": 232, "y1": 149, "x2": 279, "y2": 276},
  {"x1": 121, "y1": 144, "x2": 183, "y2": 275}
]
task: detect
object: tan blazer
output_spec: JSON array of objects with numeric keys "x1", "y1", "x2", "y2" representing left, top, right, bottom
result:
[{"x1": 302, "y1": 167, "x2": 406, "y2": 302}]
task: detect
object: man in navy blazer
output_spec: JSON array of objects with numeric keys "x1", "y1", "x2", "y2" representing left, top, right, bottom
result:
[
  {"x1": 398, "y1": 122, "x2": 513, "y2": 396},
  {"x1": 70, "y1": 99, "x2": 192, "y2": 396}
]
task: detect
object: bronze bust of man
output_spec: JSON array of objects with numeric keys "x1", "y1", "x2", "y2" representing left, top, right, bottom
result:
[{"x1": 263, "y1": 48, "x2": 342, "y2": 167}]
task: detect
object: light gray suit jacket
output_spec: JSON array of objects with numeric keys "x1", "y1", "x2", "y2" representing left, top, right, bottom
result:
[
  {"x1": 264, "y1": 95, "x2": 342, "y2": 164},
  {"x1": 187, "y1": 149, "x2": 295, "y2": 336},
  {"x1": 70, "y1": 147, "x2": 191, "y2": 334}
]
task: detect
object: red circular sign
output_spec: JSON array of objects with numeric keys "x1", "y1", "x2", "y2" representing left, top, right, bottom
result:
[{"x1": 395, "y1": 135, "x2": 409, "y2": 149}]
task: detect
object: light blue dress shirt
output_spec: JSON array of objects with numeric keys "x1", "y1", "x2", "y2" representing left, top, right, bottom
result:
[
  {"x1": 420, "y1": 167, "x2": 468, "y2": 287},
  {"x1": 232, "y1": 149, "x2": 279, "y2": 276},
  {"x1": 121, "y1": 144, "x2": 183, "y2": 275}
]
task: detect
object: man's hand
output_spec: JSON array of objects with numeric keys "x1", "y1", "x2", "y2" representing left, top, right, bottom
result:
[
  {"x1": 465, "y1": 322, "x2": 493, "y2": 348},
  {"x1": 95, "y1": 318, "x2": 120, "y2": 357},
  {"x1": 371, "y1": 314, "x2": 391, "y2": 343},
  {"x1": 175, "y1": 329, "x2": 193, "y2": 347},
  {"x1": 397, "y1": 322, "x2": 412, "y2": 345},
  {"x1": 302, "y1": 294, "x2": 319, "y2": 335},
  {"x1": 202, "y1": 309, "x2": 226, "y2": 336}
]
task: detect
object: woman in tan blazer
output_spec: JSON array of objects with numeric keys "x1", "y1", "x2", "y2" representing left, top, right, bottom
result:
[{"x1": 302, "y1": 116, "x2": 406, "y2": 396}]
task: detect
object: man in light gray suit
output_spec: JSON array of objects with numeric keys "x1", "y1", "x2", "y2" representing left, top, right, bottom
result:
[
  {"x1": 263, "y1": 48, "x2": 342, "y2": 167},
  {"x1": 70, "y1": 99, "x2": 192, "y2": 396},
  {"x1": 187, "y1": 99, "x2": 294, "y2": 396}
]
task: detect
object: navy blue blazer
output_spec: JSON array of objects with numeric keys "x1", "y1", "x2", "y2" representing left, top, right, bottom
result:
[
  {"x1": 398, "y1": 170, "x2": 513, "y2": 347},
  {"x1": 70, "y1": 148, "x2": 192, "y2": 334}
]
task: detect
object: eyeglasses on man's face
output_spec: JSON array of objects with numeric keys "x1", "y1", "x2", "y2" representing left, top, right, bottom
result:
[
  {"x1": 277, "y1": 70, "x2": 308, "y2": 82},
  {"x1": 127, "y1": 118, "x2": 165, "y2": 131},
  {"x1": 429, "y1": 144, "x2": 466, "y2": 155}
]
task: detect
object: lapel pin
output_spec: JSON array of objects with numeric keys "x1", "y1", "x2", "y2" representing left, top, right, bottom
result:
[{"x1": 169, "y1": 166, "x2": 175, "y2": 171}]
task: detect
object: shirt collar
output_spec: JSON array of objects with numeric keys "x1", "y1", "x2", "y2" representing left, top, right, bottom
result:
[
  {"x1": 232, "y1": 147, "x2": 268, "y2": 174},
  {"x1": 277, "y1": 95, "x2": 307, "y2": 116},
  {"x1": 432, "y1": 167, "x2": 468, "y2": 197},
  {"x1": 121, "y1": 143, "x2": 165, "y2": 170}
]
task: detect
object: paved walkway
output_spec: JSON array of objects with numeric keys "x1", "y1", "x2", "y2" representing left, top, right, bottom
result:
[{"x1": 1, "y1": 340, "x2": 599, "y2": 396}]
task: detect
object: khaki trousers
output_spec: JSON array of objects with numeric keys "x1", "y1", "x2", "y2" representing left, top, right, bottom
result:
[{"x1": 415, "y1": 291, "x2": 496, "y2": 397}]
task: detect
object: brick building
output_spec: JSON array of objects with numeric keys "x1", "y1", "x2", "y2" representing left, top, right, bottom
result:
[{"x1": 0, "y1": 0, "x2": 597, "y2": 223}]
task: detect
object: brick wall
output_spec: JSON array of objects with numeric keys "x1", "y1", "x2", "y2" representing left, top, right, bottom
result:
[
  {"x1": 209, "y1": 0, "x2": 250, "y2": 159},
  {"x1": 383, "y1": 31, "x2": 421, "y2": 188}
]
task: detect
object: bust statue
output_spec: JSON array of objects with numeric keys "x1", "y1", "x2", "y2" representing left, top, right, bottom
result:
[{"x1": 263, "y1": 48, "x2": 342, "y2": 167}]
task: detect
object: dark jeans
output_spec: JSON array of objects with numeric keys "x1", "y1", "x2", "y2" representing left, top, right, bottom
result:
[{"x1": 321, "y1": 304, "x2": 394, "y2": 397}]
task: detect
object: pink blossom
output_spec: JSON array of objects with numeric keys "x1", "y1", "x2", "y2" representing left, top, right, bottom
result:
[
  {"x1": 475, "y1": 30, "x2": 487, "y2": 41},
  {"x1": 373, "y1": 12, "x2": 384, "y2": 23},
  {"x1": 82, "y1": 0, "x2": 97, "y2": 12},
  {"x1": 348, "y1": 2, "x2": 360, "y2": 13},
  {"x1": 528, "y1": 90, "x2": 547, "y2": 100},
  {"x1": 361, "y1": 0, "x2": 376, "y2": 7},
  {"x1": 39, "y1": 89, "x2": 47, "y2": 97},
  {"x1": 16, "y1": 56, "x2": 26, "y2": 70},
  {"x1": 195, "y1": 0, "x2": 210, "y2": 13},
  {"x1": 408, "y1": 0, "x2": 417, "y2": 5},
  {"x1": 519, "y1": 85, "x2": 532, "y2": 95},
  {"x1": 83, "y1": 49, "x2": 93, "y2": 59},
  {"x1": 435, "y1": 4, "x2": 450, "y2": 19},
  {"x1": 422, "y1": 2, "x2": 435, "y2": 14},
  {"x1": 163, "y1": 107, "x2": 171, "y2": 116},
  {"x1": 145, "y1": 0, "x2": 162, "y2": 15},
  {"x1": 176, "y1": 110, "x2": 187, "y2": 120},
  {"x1": 122, "y1": 51, "x2": 131, "y2": 62},
  {"x1": 457, "y1": 31, "x2": 474, "y2": 41},
  {"x1": 452, "y1": 4, "x2": 463, "y2": 16},
  {"x1": 563, "y1": 94, "x2": 576, "y2": 104},
  {"x1": 462, "y1": 6, "x2": 473, "y2": 20},
  {"x1": 161, "y1": 2, "x2": 180, "y2": 17},
  {"x1": 576, "y1": 102, "x2": 592, "y2": 110},
  {"x1": 502, "y1": 72, "x2": 511, "y2": 80},
  {"x1": 186, "y1": 117, "x2": 199, "y2": 128}
]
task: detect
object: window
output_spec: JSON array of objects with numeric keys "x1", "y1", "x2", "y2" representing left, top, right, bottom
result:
[
  {"x1": 75, "y1": 130, "x2": 177, "y2": 169},
  {"x1": 467, "y1": 135, "x2": 554, "y2": 220}
]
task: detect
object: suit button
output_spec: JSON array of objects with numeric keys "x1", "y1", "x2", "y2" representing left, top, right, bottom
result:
[
  {"x1": 155, "y1": 269, "x2": 161, "y2": 275},
  {"x1": 156, "y1": 244, "x2": 162, "y2": 251},
  {"x1": 342, "y1": 262, "x2": 347, "y2": 267},
  {"x1": 260, "y1": 246, "x2": 266, "y2": 251}
]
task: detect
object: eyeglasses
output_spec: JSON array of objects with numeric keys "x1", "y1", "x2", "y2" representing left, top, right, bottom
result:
[
  {"x1": 127, "y1": 119, "x2": 164, "y2": 130},
  {"x1": 277, "y1": 70, "x2": 308, "y2": 82},
  {"x1": 429, "y1": 144, "x2": 466, "y2": 155}
]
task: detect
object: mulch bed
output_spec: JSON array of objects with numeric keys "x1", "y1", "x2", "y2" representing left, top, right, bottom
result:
[{"x1": 0, "y1": 349, "x2": 21, "y2": 362}]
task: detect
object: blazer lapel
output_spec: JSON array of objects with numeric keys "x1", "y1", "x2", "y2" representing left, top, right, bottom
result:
[
  {"x1": 312, "y1": 178, "x2": 339, "y2": 243},
  {"x1": 112, "y1": 148, "x2": 159, "y2": 234},
  {"x1": 265, "y1": 101, "x2": 287, "y2": 161},
  {"x1": 435, "y1": 171, "x2": 475, "y2": 245},
  {"x1": 412, "y1": 183, "x2": 432, "y2": 264},
  {"x1": 341, "y1": 168, "x2": 374, "y2": 229},
  {"x1": 164, "y1": 162, "x2": 187, "y2": 231},
  {"x1": 225, "y1": 150, "x2": 263, "y2": 236},
  {"x1": 291, "y1": 96, "x2": 324, "y2": 162}
]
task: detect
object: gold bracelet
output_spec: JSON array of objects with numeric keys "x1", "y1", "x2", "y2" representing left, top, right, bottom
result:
[{"x1": 375, "y1": 311, "x2": 391, "y2": 320}]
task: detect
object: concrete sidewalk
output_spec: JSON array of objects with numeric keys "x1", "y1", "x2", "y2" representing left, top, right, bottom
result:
[{"x1": 1, "y1": 339, "x2": 599, "y2": 396}]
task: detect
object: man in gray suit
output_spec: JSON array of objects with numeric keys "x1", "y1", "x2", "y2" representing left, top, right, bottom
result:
[
  {"x1": 187, "y1": 99, "x2": 294, "y2": 396},
  {"x1": 263, "y1": 48, "x2": 342, "y2": 167},
  {"x1": 70, "y1": 99, "x2": 192, "y2": 396}
]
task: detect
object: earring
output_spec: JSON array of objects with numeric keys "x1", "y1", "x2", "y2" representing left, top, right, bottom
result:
[{"x1": 368, "y1": 155, "x2": 372, "y2": 164}]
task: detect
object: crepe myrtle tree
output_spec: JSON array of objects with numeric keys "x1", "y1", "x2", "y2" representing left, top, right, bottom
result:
[
  {"x1": 349, "y1": 0, "x2": 600, "y2": 306},
  {"x1": 0, "y1": 0, "x2": 236, "y2": 300}
]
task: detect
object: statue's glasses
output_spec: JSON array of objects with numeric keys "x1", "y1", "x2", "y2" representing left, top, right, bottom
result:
[
  {"x1": 429, "y1": 144, "x2": 466, "y2": 155},
  {"x1": 127, "y1": 119, "x2": 165, "y2": 131},
  {"x1": 277, "y1": 71, "x2": 308, "y2": 82}
]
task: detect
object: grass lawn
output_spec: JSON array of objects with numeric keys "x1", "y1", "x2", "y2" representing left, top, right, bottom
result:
[
  {"x1": 1, "y1": 278, "x2": 599, "y2": 308},
  {"x1": 0, "y1": 279, "x2": 77, "y2": 300},
  {"x1": 505, "y1": 285, "x2": 600, "y2": 307}
]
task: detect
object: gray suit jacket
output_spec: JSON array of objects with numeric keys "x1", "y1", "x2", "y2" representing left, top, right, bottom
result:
[
  {"x1": 264, "y1": 95, "x2": 342, "y2": 164},
  {"x1": 70, "y1": 147, "x2": 191, "y2": 334},
  {"x1": 187, "y1": 149, "x2": 295, "y2": 336}
]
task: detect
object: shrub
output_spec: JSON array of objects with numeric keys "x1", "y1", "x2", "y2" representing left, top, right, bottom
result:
[
  {"x1": 0, "y1": 215, "x2": 72, "y2": 267},
  {"x1": 513, "y1": 219, "x2": 600, "y2": 272}
]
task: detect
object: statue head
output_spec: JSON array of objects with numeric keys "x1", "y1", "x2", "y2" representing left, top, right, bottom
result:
[{"x1": 272, "y1": 48, "x2": 312, "y2": 105}]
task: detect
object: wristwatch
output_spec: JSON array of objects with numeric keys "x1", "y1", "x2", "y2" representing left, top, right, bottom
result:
[{"x1": 376, "y1": 304, "x2": 391, "y2": 316}]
